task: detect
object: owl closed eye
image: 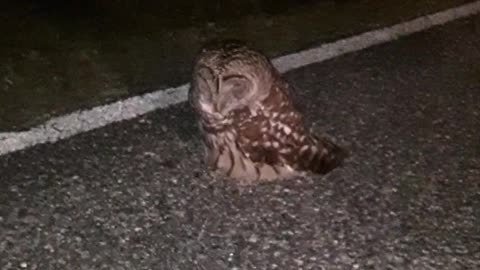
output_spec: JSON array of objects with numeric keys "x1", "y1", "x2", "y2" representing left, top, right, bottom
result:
[{"x1": 216, "y1": 75, "x2": 252, "y2": 113}]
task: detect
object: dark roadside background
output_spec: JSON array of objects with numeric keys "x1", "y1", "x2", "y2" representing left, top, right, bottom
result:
[{"x1": 0, "y1": 0, "x2": 472, "y2": 130}]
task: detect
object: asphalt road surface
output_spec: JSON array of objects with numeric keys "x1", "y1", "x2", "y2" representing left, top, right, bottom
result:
[{"x1": 1, "y1": 15, "x2": 479, "y2": 270}]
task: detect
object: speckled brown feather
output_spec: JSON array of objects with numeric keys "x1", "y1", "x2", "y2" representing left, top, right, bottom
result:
[{"x1": 190, "y1": 39, "x2": 347, "y2": 182}]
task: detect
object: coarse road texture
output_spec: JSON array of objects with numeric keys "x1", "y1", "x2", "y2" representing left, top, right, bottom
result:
[{"x1": 1, "y1": 15, "x2": 479, "y2": 270}]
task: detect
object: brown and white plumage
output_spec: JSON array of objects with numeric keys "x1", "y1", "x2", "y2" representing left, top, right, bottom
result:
[{"x1": 189, "y1": 40, "x2": 347, "y2": 183}]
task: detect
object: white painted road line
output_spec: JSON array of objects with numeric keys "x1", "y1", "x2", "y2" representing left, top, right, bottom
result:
[{"x1": 1, "y1": 1, "x2": 480, "y2": 156}]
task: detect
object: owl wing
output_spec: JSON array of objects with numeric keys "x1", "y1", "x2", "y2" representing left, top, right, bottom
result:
[
  {"x1": 234, "y1": 81, "x2": 347, "y2": 174},
  {"x1": 269, "y1": 81, "x2": 348, "y2": 174},
  {"x1": 233, "y1": 82, "x2": 308, "y2": 168}
]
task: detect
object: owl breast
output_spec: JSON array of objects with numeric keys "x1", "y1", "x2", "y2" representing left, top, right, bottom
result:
[
  {"x1": 201, "y1": 109, "x2": 298, "y2": 182},
  {"x1": 194, "y1": 73, "x2": 342, "y2": 182}
]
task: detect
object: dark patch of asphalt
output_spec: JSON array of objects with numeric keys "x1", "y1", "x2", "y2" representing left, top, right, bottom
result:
[{"x1": 1, "y1": 16, "x2": 479, "y2": 270}]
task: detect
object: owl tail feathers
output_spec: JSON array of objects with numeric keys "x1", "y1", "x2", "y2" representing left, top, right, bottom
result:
[{"x1": 301, "y1": 137, "x2": 349, "y2": 175}]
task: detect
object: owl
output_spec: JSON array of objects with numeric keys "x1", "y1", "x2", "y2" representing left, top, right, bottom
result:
[{"x1": 189, "y1": 40, "x2": 347, "y2": 183}]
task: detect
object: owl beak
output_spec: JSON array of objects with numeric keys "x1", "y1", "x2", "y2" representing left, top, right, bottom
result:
[
  {"x1": 214, "y1": 78, "x2": 224, "y2": 113},
  {"x1": 215, "y1": 97, "x2": 226, "y2": 113},
  {"x1": 216, "y1": 76, "x2": 222, "y2": 95}
]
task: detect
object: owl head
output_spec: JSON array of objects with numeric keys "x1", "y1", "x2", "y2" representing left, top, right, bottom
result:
[{"x1": 190, "y1": 40, "x2": 274, "y2": 117}]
